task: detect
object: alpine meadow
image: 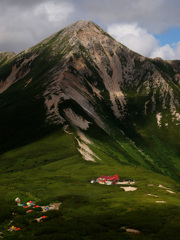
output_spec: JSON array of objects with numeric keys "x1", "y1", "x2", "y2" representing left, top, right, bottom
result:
[{"x1": 0, "y1": 21, "x2": 180, "y2": 240}]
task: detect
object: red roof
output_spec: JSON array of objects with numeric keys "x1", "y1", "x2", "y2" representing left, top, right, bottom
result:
[
  {"x1": 99, "y1": 175, "x2": 109, "y2": 179},
  {"x1": 99, "y1": 174, "x2": 119, "y2": 181}
]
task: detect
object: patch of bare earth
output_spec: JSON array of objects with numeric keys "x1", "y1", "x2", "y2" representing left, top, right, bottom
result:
[
  {"x1": 120, "y1": 227, "x2": 141, "y2": 235},
  {"x1": 120, "y1": 186, "x2": 137, "y2": 191}
]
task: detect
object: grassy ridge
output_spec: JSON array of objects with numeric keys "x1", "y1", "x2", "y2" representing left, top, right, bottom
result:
[
  {"x1": 0, "y1": 129, "x2": 180, "y2": 239},
  {"x1": 0, "y1": 22, "x2": 180, "y2": 239}
]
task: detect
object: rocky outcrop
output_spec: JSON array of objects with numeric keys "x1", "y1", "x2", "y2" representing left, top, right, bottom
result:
[
  {"x1": 0, "y1": 54, "x2": 37, "y2": 93},
  {"x1": 0, "y1": 20, "x2": 179, "y2": 141}
]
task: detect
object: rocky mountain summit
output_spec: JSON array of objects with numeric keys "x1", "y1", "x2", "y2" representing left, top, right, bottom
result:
[{"x1": 0, "y1": 20, "x2": 179, "y2": 179}]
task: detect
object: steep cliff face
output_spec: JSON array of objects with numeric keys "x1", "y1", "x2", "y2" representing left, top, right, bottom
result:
[
  {"x1": 0, "y1": 21, "x2": 179, "y2": 124},
  {"x1": 0, "y1": 21, "x2": 179, "y2": 179},
  {"x1": 40, "y1": 21, "x2": 180, "y2": 141}
]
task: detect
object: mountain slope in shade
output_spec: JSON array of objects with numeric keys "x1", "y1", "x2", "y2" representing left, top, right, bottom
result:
[
  {"x1": 0, "y1": 20, "x2": 179, "y2": 181},
  {"x1": 0, "y1": 51, "x2": 15, "y2": 66}
]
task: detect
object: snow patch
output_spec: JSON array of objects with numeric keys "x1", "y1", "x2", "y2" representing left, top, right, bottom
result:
[
  {"x1": 75, "y1": 137, "x2": 99, "y2": 162},
  {"x1": 158, "y1": 184, "x2": 176, "y2": 194},
  {"x1": 158, "y1": 184, "x2": 168, "y2": 189},
  {"x1": 172, "y1": 111, "x2": 180, "y2": 121},
  {"x1": 76, "y1": 129, "x2": 92, "y2": 144},
  {"x1": 64, "y1": 108, "x2": 91, "y2": 130},
  {"x1": 146, "y1": 194, "x2": 158, "y2": 197},
  {"x1": 120, "y1": 227, "x2": 141, "y2": 234},
  {"x1": 120, "y1": 186, "x2": 137, "y2": 191},
  {"x1": 166, "y1": 190, "x2": 176, "y2": 194},
  {"x1": 125, "y1": 228, "x2": 141, "y2": 234},
  {"x1": 156, "y1": 112, "x2": 162, "y2": 127},
  {"x1": 116, "y1": 181, "x2": 135, "y2": 185}
]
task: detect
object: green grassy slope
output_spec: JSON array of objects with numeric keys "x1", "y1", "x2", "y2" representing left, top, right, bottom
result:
[
  {"x1": 0, "y1": 21, "x2": 179, "y2": 180},
  {"x1": 0, "y1": 21, "x2": 180, "y2": 239},
  {"x1": 0, "y1": 129, "x2": 180, "y2": 239}
]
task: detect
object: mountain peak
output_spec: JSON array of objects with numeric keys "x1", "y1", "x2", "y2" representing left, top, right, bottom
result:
[
  {"x1": 69, "y1": 20, "x2": 95, "y2": 27},
  {"x1": 0, "y1": 20, "x2": 180, "y2": 182},
  {"x1": 57, "y1": 20, "x2": 107, "y2": 40},
  {"x1": 54, "y1": 19, "x2": 119, "y2": 55},
  {"x1": 22, "y1": 20, "x2": 121, "y2": 58},
  {"x1": 64, "y1": 20, "x2": 98, "y2": 30}
]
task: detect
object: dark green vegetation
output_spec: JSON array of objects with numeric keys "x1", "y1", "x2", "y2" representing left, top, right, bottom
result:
[
  {"x1": 0, "y1": 52, "x2": 15, "y2": 66},
  {"x1": 1, "y1": 129, "x2": 180, "y2": 240},
  {"x1": 0, "y1": 20, "x2": 180, "y2": 239}
]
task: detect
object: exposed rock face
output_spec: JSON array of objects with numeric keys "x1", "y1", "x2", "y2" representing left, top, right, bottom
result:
[
  {"x1": 0, "y1": 21, "x2": 179, "y2": 175},
  {"x1": 45, "y1": 21, "x2": 180, "y2": 129},
  {"x1": 0, "y1": 54, "x2": 36, "y2": 93},
  {"x1": 0, "y1": 21, "x2": 179, "y2": 124}
]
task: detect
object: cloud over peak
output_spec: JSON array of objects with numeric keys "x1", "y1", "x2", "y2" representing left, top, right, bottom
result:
[
  {"x1": 108, "y1": 23, "x2": 180, "y2": 60},
  {"x1": 0, "y1": 0, "x2": 180, "y2": 59},
  {"x1": 0, "y1": 0, "x2": 75, "y2": 53},
  {"x1": 107, "y1": 23, "x2": 158, "y2": 57}
]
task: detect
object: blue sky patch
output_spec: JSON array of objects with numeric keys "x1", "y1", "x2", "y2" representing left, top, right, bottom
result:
[{"x1": 155, "y1": 27, "x2": 180, "y2": 46}]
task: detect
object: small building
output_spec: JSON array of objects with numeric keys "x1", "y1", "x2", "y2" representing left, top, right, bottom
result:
[{"x1": 97, "y1": 174, "x2": 119, "y2": 185}]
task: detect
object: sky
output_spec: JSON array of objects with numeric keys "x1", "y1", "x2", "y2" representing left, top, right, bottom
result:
[{"x1": 1, "y1": 0, "x2": 180, "y2": 60}]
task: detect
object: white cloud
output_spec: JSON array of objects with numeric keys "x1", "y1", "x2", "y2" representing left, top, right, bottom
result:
[
  {"x1": 0, "y1": 1, "x2": 75, "y2": 53},
  {"x1": 0, "y1": 0, "x2": 180, "y2": 59},
  {"x1": 107, "y1": 23, "x2": 158, "y2": 57},
  {"x1": 151, "y1": 42, "x2": 180, "y2": 60},
  {"x1": 78, "y1": 0, "x2": 180, "y2": 34},
  {"x1": 34, "y1": 1, "x2": 74, "y2": 24},
  {"x1": 150, "y1": 44, "x2": 175, "y2": 59},
  {"x1": 108, "y1": 23, "x2": 180, "y2": 60},
  {"x1": 175, "y1": 42, "x2": 180, "y2": 57}
]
